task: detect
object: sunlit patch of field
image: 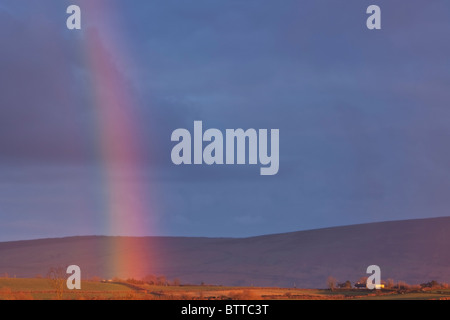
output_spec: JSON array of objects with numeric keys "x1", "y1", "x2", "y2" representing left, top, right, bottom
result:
[
  {"x1": 354, "y1": 289, "x2": 450, "y2": 300},
  {"x1": 0, "y1": 278, "x2": 134, "y2": 300}
]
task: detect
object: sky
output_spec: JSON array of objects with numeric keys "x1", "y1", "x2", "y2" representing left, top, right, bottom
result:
[{"x1": 0, "y1": 0, "x2": 450, "y2": 241}]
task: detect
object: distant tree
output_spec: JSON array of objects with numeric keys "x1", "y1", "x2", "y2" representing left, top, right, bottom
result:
[
  {"x1": 126, "y1": 278, "x2": 145, "y2": 285},
  {"x1": 172, "y1": 278, "x2": 181, "y2": 286},
  {"x1": 430, "y1": 280, "x2": 439, "y2": 288},
  {"x1": 337, "y1": 281, "x2": 352, "y2": 289},
  {"x1": 421, "y1": 280, "x2": 440, "y2": 289},
  {"x1": 157, "y1": 276, "x2": 167, "y2": 286},
  {"x1": 386, "y1": 279, "x2": 394, "y2": 289},
  {"x1": 143, "y1": 274, "x2": 157, "y2": 285},
  {"x1": 359, "y1": 276, "x2": 369, "y2": 284},
  {"x1": 47, "y1": 267, "x2": 66, "y2": 300},
  {"x1": 397, "y1": 281, "x2": 409, "y2": 290},
  {"x1": 327, "y1": 276, "x2": 337, "y2": 291}
]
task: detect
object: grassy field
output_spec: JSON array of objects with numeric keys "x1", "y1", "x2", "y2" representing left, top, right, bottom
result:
[
  {"x1": 0, "y1": 278, "x2": 134, "y2": 300},
  {"x1": 1, "y1": 278, "x2": 449, "y2": 300}
]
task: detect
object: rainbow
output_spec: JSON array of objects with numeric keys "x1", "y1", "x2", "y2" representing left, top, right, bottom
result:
[{"x1": 81, "y1": 3, "x2": 156, "y2": 279}]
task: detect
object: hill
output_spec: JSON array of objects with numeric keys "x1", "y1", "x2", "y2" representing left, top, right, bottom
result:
[{"x1": 0, "y1": 217, "x2": 449, "y2": 288}]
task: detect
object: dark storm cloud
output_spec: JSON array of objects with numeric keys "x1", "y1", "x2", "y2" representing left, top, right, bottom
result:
[
  {"x1": 1, "y1": 1, "x2": 450, "y2": 240},
  {"x1": 2, "y1": 1, "x2": 450, "y2": 168},
  {"x1": 0, "y1": 7, "x2": 94, "y2": 164}
]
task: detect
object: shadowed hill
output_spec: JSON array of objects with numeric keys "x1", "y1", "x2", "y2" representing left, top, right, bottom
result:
[{"x1": 0, "y1": 217, "x2": 449, "y2": 288}]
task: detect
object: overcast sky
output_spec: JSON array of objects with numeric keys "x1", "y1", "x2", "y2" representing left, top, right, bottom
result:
[{"x1": 0, "y1": 0, "x2": 450, "y2": 241}]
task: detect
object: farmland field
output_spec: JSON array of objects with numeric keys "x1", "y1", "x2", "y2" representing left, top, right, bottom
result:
[{"x1": 1, "y1": 278, "x2": 449, "y2": 300}]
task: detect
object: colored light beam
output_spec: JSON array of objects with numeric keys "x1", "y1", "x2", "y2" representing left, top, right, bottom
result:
[{"x1": 82, "y1": 6, "x2": 156, "y2": 279}]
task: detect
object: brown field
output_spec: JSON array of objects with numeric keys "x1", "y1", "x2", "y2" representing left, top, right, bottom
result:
[{"x1": 1, "y1": 278, "x2": 450, "y2": 300}]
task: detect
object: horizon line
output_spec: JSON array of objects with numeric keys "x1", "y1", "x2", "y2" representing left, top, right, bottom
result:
[{"x1": 1, "y1": 215, "x2": 449, "y2": 244}]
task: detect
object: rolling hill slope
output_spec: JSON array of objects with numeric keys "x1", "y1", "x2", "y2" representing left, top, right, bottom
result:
[{"x1": 0, "y1": 217, "x2": 449, "y2": 288}]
